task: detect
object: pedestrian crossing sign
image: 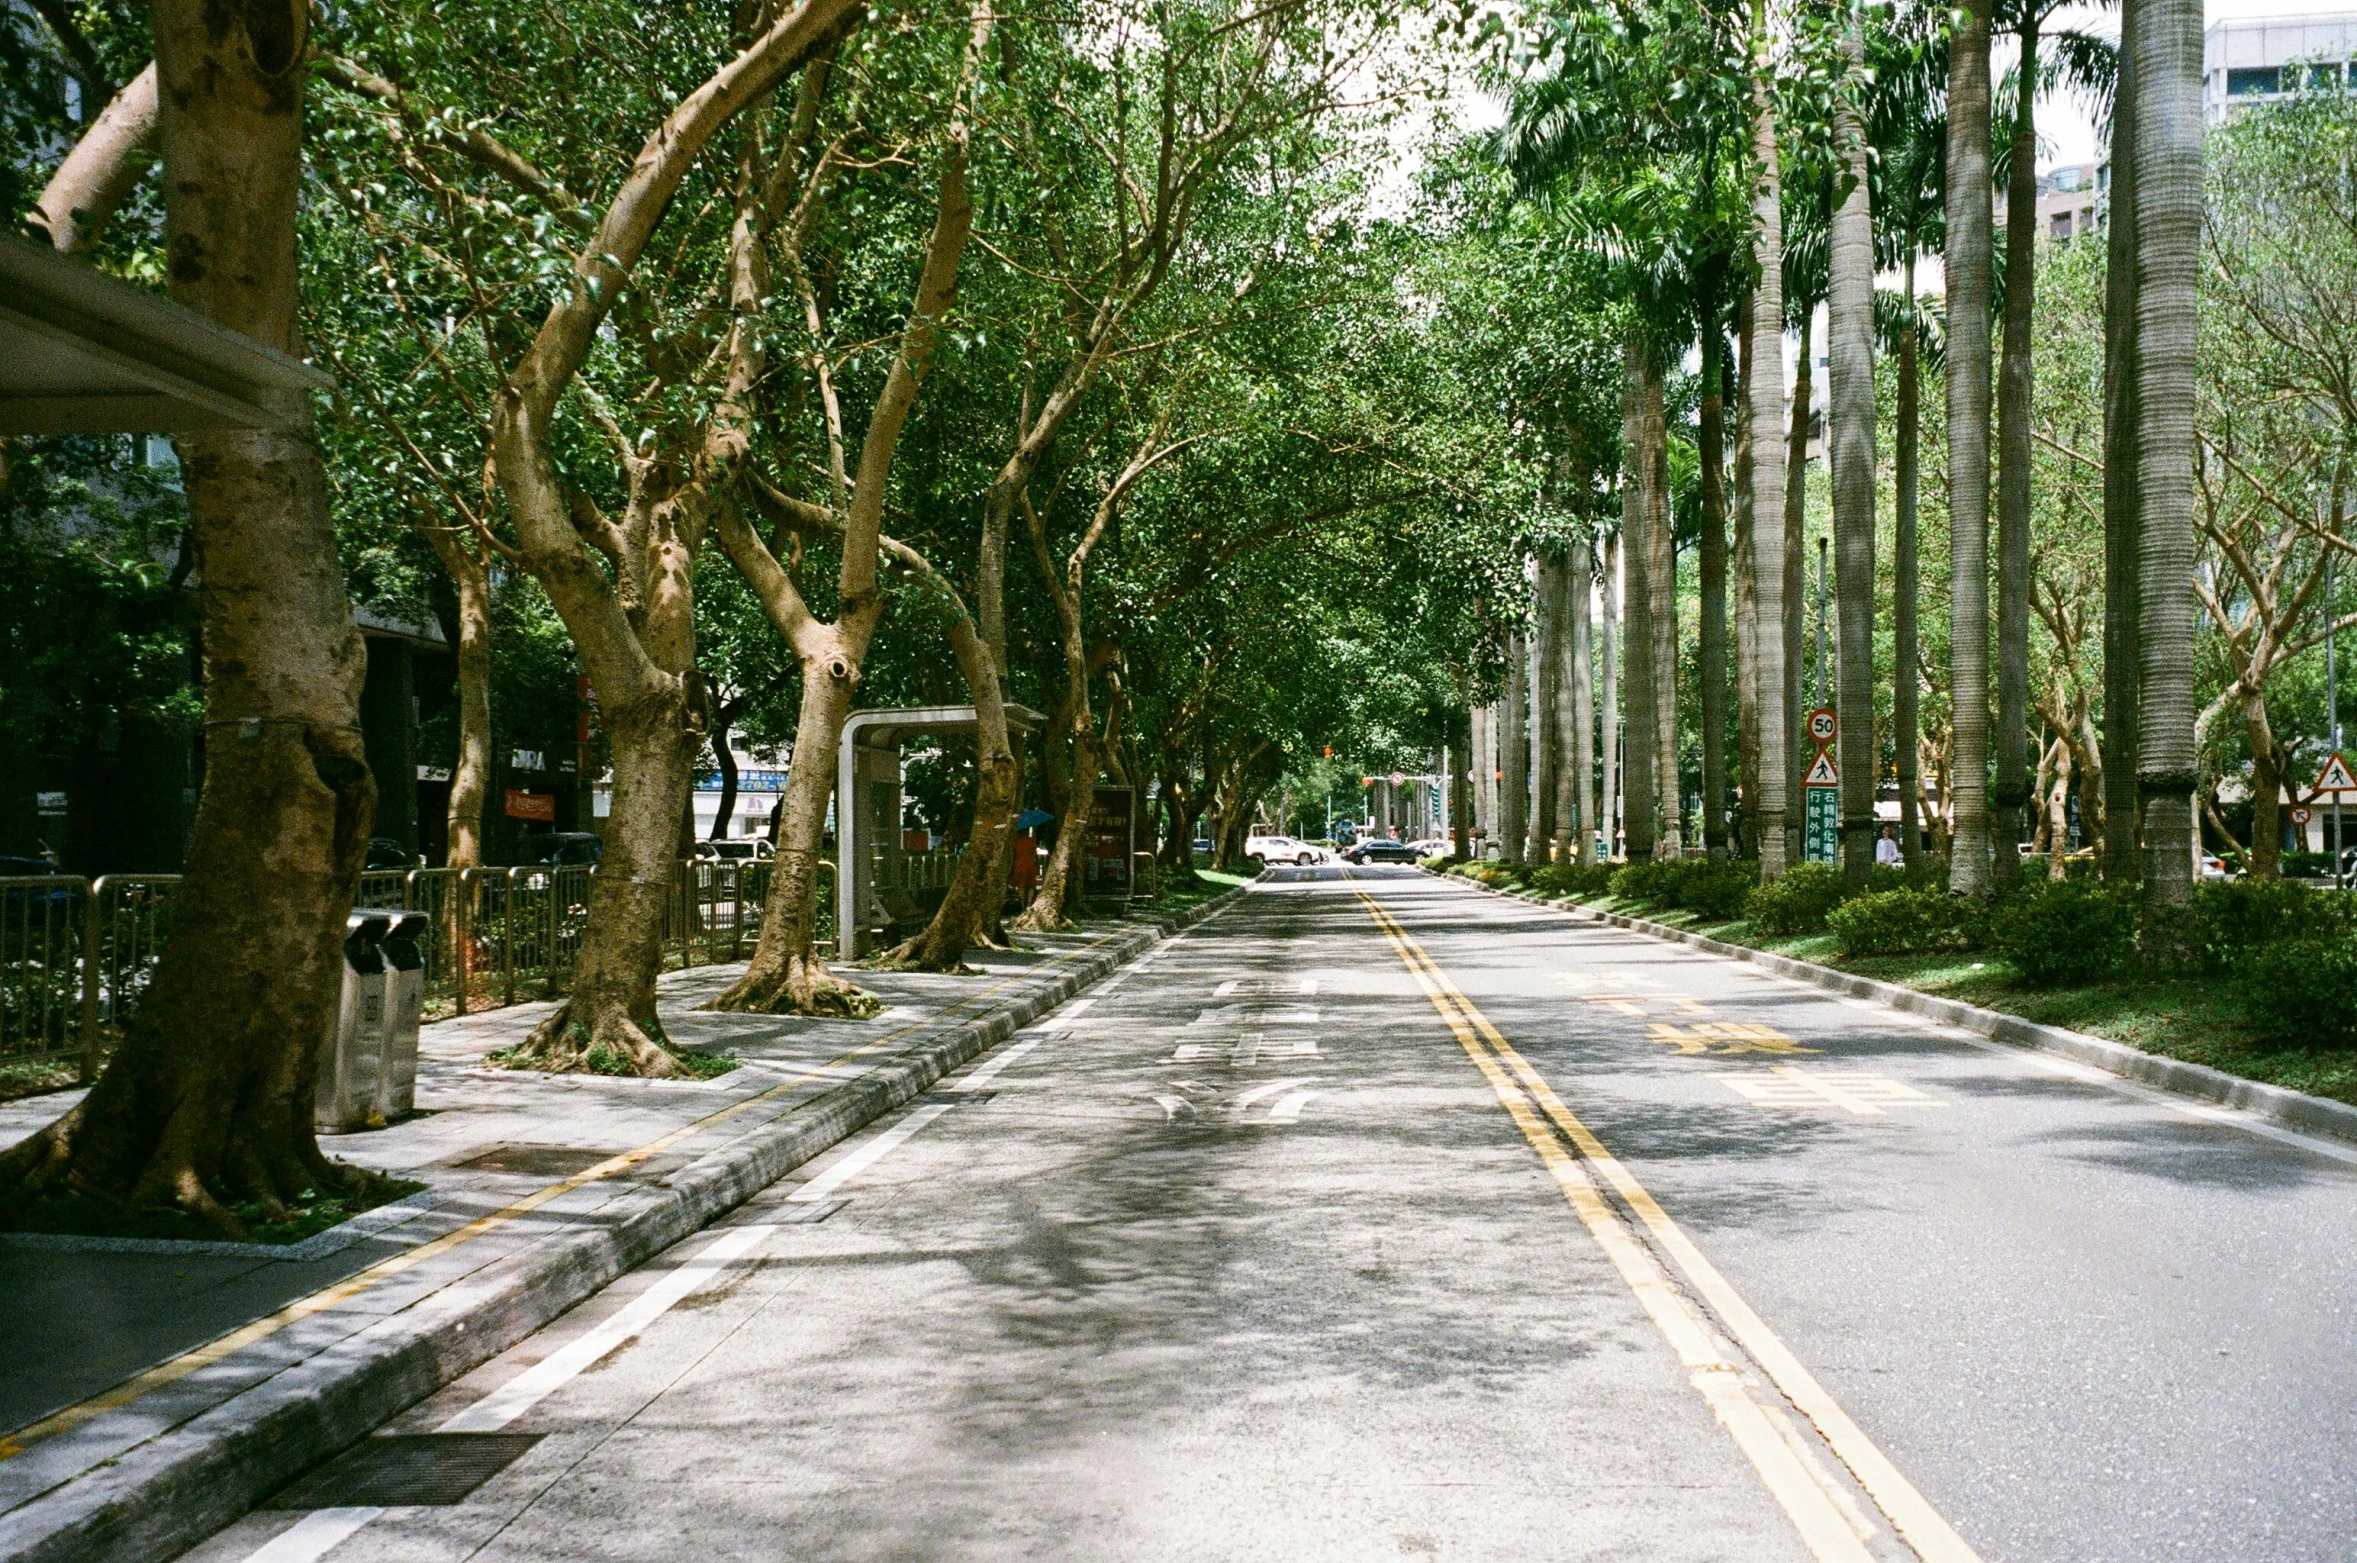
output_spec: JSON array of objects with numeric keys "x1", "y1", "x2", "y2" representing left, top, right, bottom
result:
[
  {"x1": 2316, "y1": 751, "x2": 2357, "y2": 795},
  {"x1": 1803, "y1": 749, "x2": 1840, "y2": 788}
]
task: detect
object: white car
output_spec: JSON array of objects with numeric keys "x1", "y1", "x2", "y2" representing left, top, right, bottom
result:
[
  {"x1": 1408, "y1": 837, "x2": 1454, "y2": 857},
  {"x1": 1245, "y1": 835, "x2": 1324, "y2": 867}
]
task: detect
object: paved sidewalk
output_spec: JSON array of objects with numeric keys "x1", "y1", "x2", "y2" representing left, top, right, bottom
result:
[{"x1": 0, "y1": 899, "x2": 1236, "y2": 1563}]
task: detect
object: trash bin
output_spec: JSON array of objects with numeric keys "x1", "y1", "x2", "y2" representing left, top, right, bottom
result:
[
  {"x1": 375, "y1": 910, "x2": 428, "y2": 1121},
  {"x1": 316, "y1": 911, "x2": 391, "y2": 1134}
]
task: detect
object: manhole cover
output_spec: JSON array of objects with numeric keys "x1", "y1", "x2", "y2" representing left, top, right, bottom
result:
[
  {"x1": 267, "y1": 1433, "x2": 541, "y2": 1509},
  {"x1": 454, "y1": 1144, "x2": 623, "y2": 1178}
]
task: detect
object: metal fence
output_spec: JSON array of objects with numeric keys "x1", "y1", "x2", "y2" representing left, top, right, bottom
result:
[{"x1": 0, "y1": 858, "x2": 833, "y2": 1079}]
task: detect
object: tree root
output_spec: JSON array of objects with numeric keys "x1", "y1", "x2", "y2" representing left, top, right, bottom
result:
[
  {"x1": 704, "y1": 956, "x2": 882, "y2": 1017},
  {"x1": 496, "y1": 999, "x2": 680, "y2": 1078}
]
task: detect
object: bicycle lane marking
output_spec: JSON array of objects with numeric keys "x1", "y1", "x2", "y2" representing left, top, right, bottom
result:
[{"x1": 1350, "y1": 875, "x2": 1983, "y2": 1563}]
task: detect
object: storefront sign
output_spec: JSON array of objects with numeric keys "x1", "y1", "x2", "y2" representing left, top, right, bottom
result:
[{"x1": 505, "y1": 789, "x2": 556, "y2": 822}]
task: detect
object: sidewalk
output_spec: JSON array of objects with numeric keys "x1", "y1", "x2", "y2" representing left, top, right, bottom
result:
[{"x1": 0, "y1": 893, "x2": 1241, "y2": 1563}]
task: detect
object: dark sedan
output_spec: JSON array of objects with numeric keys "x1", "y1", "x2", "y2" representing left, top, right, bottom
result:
[{"x1": 1343, "y1": 837, "x2": 1420, "y2": 864}]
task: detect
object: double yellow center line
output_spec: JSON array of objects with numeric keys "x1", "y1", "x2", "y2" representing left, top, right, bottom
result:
[{"x1": 1350, "y1": 881, "x2": 1980, "y2": 1563}]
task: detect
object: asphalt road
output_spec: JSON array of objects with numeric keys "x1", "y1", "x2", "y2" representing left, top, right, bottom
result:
[{"x1": 190, "y1": 868, "x2": 2357, "y2": 1563}]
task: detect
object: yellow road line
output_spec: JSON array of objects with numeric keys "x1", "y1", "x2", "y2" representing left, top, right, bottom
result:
[
  {"x1": 0, "y1": 934, "x2": 1118, "y2": 1460},
  {"x1": 1353, "y1": 878, "x2": 1982, "y2": 1563}
]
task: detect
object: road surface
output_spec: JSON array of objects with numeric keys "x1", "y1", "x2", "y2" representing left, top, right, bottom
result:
[{"x1": 191, "y1": 867, "x2": 2357, "y2": 1563}]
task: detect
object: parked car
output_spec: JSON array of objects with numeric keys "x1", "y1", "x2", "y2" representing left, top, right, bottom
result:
[
  {"x1": 0, "y1": 854, "x2": 72, "y2": 914},
  {"x1": 1407, "y1": 837, "x2": 1453, "y2": 857},
  {"x1": 1245, "y1": 834, "x2": 1323, "y2": 867},
  {"x1": 2199, "y1": 853, "x2": 2231, "y2": 881},
  {"x1": 526, "y1": 832, "x2": 605, "y2": 867},
  {"x1": 693, "y1": 839, "x2": 774, "y2": 863},
  {"x1": 1343, "y1": 837, "x2": 1419, "y2": 864},
  {"x1": 364, "y1": 837, "x2": 421, "y2": 871}
]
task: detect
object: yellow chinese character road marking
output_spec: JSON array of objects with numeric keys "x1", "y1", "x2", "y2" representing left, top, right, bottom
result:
[
  {"x1": 1719, "y1": 1067, "x2": 1941, "y2": 1117},
  {"x1": 1647, "y1": 1021, "x2": 1821, "y2": 1057}
]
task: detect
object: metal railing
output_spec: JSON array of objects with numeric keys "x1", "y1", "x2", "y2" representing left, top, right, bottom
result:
[{"x1": 0, "y1": 857, "x2": 834, "y2": 1078}]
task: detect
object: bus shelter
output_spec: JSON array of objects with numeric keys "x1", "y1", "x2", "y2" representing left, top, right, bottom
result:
[{"x1": 836, "y1": 704, "x2": 1044, "y2": 957}]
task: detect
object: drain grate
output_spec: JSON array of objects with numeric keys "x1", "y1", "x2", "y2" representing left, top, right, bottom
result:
[
  {"x1": 268, "y1": 1434, "x2": 542, "y2": 1509},
  {"x1": 454, "y1": 1143, "x2": 624, "y2": 1178}
]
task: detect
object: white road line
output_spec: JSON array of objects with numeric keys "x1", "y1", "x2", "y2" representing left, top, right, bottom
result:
[
  {"x1": 1268, "y1": 1090, "x2": 1316, "y2": 1123},
  {"x1": 952, "y1": 1035, "x2": 1048, "y2": 1091},
  {"x1": 1215, "y1": 980, "x2": 1240, "y2": 996},
  {"x1": 1299, "y1": 977, "x2": 1319, "y2": 994},
  {"x1": 1287, "y1": 1038, "x2": 1319, "y2": 1056},
  {"x1": 439, "y1": 1220, "x2": 777, "y2": 1432},
  {"x1": 1060, "y1": 997, "x2": 1097, "y2": 1018},
  {"x1": 789, "y1": 1103, "x2": 955, "y2": 1202},
  {"x1": 1232, "y1": 1077, "x2": 1308, "y2": 1109},
  {"x1": 1153, "y1": 1094, "x2": 1194, "y2": 1122},
  {"x1": 244, "y1": 1509, "x2": 381, "y2": 1563}
]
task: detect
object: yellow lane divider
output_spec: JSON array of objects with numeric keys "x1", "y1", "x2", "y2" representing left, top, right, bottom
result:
[
  {"x1": 0, "y1": 934, "x2": 1120, "y2": 1461},
  {"x1": 1349, "y1": 878, "x2": 1983, "y2": 1563}
]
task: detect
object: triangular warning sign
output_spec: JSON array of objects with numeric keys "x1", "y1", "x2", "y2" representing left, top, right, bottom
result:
[
  {"x1": 1803, "y1": 749, "x2": 1840, "y2": 787},
  {"x1": 2316, "y1": 751, "x2": 2357, "y2": 794}
]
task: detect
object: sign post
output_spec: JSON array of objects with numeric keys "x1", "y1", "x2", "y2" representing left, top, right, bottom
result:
[{"x1": 1802, "y1": 709, "x2": 1839, "y2": 864}]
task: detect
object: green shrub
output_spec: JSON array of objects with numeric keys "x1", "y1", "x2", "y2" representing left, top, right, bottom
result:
[
  {"x1": 1527, "y1": 862, "x2": 1616, "y2": 899},
  {"x1": 1986, "y1": 878, "x2": 2140, "y2": 985},
  {"x1": 1745, "y1": 863, "x2": 1848, "y2": 934},
  {"x1": 1826, "y1": 886, "x2": 1985, "y2": 957},
  {"x1": 1669, "y1": 861, "x2": 1760, "y2": 920},
  {"x1": 2244, "y1": 936, "x2": 2357, "y2": 1047},
  {"x1": 2192, "y1": 878, "x2": 2356, "y2": 970}
]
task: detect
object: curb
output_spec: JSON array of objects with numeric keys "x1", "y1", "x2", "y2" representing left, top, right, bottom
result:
[
  {"x1": 2, "y1": 885, "x2": 1246, "y2": 1563},
  {"x1": 1422, "y1": 869, "x2": 2357, "y2": 1149}
]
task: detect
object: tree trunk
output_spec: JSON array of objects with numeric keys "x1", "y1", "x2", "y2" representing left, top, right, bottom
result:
[
  {"x1": 1601, "y1": 533, "x2": 1623, "y2": 858},
  {"x1": 29, "y1": 61, "x2": 157, "y2": 254},
  {"x1": 1895, "y1": 250, "x2": 1924, "y2": 867},
  {"x1": 1993, "y1": 16, "x2": 2042, "y2": 886},
  {"x1": 1746, "y1": 16, "x2": 1793, "y2": 880},
  {"x1": 2102, "y1": 4, "x2": 2145, "y2": 883},
  {"x1": 2046, "y1": 737, "x2": 2074, "y2": 879},
  {"x1": 2245, "y1": 691, "x2": 2282, "y2": 879},
  {"x1": 707, "y1": 705, "x2": 740, "y2": 842},
  {"x1": 1501, "y1": 628, "x2": 1529, "y2": 865},
  {"x1": 1829, "y1": 21, "x2": 1879, "y2": 885},
  {"x1": 1647, "y1": 369, "x2": 1680, "y2": 858},
  {"x1": 1530, "y1": 554, "x2": 1562, "y2": 860},
  {"x1": 1699, "y1": 277, "x2": 1730, "y2": 863},
  {"x1": 422, "y1": 525, "x2": 493, "y2": 870},
  {"x1": 1946, "y1": 0, "x2": 1996, "y2": 896},
  {"x1": 1570, "y1": 532, "x2": 1598, "y2": 865},
  {"x1": 1622, "y1": 330, "x2": 1659, "y2": 863},
  {"x1": 0, "y1": 0, "x2": 382, "y2": 1237},
  {"x1": 1734, "y1": 290, "x2": 1761, "y2": 860},
  {"x1": 1783, "y1": 309, "x2": 1812, "y2": 867},
  {"x1": 2134, "y1": 0, "x2": 2203, "y2": 948}
]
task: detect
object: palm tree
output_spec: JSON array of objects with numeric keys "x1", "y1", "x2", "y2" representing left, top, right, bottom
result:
[
  {"x1": 1828, "y1": 6, "x2": 1878, "y2": 884},
  {"x1": 2101, "y1": 2, "x2": 2143, "y2": 882},
  {"x1": 1747, "y1": 0, "x2": 1793, "y2": 879},
  {"x1": 1621, "y1": 327, "x2": 1661, "y2": 862},
  {"x1": 1946, "y1": 0, "x2": 1996, "y2": 896},
  {"x1": 1994, "y1": 4, "x2": 2118, "y2": 884},
  {"x1": 2132, "y1": 0, "x2": 2203, "y2": 947}
]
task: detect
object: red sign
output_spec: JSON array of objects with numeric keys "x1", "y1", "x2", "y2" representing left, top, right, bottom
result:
[{"x1": 505, "y1": 789, "x2": 556, "y2": 822}]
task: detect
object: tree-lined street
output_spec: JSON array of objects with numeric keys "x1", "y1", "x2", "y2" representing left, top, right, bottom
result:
[{"x1": 185, "y1": 870, "x2": 2357, "y2": 1563}]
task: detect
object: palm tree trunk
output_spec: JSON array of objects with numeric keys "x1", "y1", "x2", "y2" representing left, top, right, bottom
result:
[
  {"x1": 1946, "y1": 0, "x2": 1997, "y2": 896},
  {"x1": 1734, "y1": 289, "x2": 1762, "y2": 859},
  {"x1": 1895, "y1": 250, "x2": 1924, "y2": 866},
  {"x1": 1784, "y1": 309, "x2": 1812, "y2": 865},
  {"x1": 1747, "y1": 12, "x2": 1793, "y2": 879},
  {"x1": 1829, "y1": 16, "x2": 1878, "y2": 885},
  {"x1": 2134, "y1": 0, "x2": 2204, "y2": 947},
  {"x1": 1648, "y1": 365, "x2": 1680, "y2": 859},
  {"x1": 1502, "y1": 628, "x2": 1529, "y2": 865},
  {"x1": 1699, "y1": 275, "x2": 1730, "y2": 863},
  {"x1": 1570, "y1": 532, "x2": 1598, "y2": 864},
  {"x1": 1994, "y1": 15, "x2": 2043, "y2": 886},
  {"x1": 1531, "y1": 554, "x2": 1562, "y2": 860},
  {"x1": 1622, "y1": 329, "x2": 1660, "y2": 864},
  {"x1": 1601, "y1": 532, "x2": 1623, "y2": 857},
  {"x1": 2103, "y1": 0, "x2": 2145, "y2": 882}
]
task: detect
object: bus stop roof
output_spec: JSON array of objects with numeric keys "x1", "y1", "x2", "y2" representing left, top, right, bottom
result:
[{"x1": 0, "y1": 233, "x2": 333, "y2": 435}]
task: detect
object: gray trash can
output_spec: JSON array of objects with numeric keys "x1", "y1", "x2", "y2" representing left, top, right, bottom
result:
[
  {"x1": 316, "y1": 911, "x2": 391, "y2": 1134},
  {"x1": 375, "y1": 910, "x2": 429, "y2": 1121}
]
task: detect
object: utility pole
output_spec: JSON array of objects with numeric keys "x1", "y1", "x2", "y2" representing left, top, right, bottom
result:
[
  {"x1": 1815, "y1": 535, "x2": 1831, "y2": 710},
  {"x1": 2332, "y1": 540, "x2": 2344, "y2": 885}
]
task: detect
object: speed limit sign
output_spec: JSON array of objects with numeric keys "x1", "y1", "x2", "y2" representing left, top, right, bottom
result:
[{"x1": 1806, "y1": 707, "x2": 1838, "y2": 746}]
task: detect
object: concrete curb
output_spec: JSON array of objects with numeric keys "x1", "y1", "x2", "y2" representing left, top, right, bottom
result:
[
  {"x1": 1424, "y1": 869, "x2": 2357, "y2": 1149},
  {"x1": 1, "y1": 885, "x2": 1246, "y2": 1563}
]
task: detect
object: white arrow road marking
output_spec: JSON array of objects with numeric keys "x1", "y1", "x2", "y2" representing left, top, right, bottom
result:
[
  {"x1": 1171, "y1": 1043, "x2": 1214, "y2": 1061},
  {"x1": 1232, "y1": 1034, "x2": 1260, "y2": 1066},
  {"x1": 1215, "y1": 980, "x2": 1240, "y2": 996},
  {"x1": 789, "y1": 1103, "x2": 954, "y2": 1202},
  {"x1": 1153, "y1": 1094, "x2": 1195, "y2": 1122},
  {"x1": 1268, "y1": 1090, "x2": 1317, "y2": 1123},
  {"x1": 1287, "y1": 1038, "x2": 1319, "y2": 1056},
  {"x1": 1232, "y1": 1077, "x2": 1309, "y2": 1109}
]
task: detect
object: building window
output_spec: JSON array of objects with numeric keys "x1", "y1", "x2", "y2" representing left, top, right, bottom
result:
[
  {"x1": 2307, "y1": 62, "x2": 2346, "y2": 89},
  {"x1": 2051, "y1": 211, "x2": 2072, "y2": 241},
  {"x1": 2227, "y1": 66, "x2": 2282, "y2": 97}
]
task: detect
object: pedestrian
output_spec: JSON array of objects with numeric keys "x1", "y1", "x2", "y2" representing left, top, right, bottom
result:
[{"x1": 1875, "y1": 823, "x2": 1901, "y2": 867}]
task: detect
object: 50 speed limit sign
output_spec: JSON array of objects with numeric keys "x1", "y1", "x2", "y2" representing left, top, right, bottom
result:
[{"x1": 1806, "y1": 707, "x2": 1838, "y2": 746}]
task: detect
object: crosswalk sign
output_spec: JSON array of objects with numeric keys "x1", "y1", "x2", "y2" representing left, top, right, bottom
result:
[
  {"x1": 2315, "y1": 751, "x2": 2357, "y2": 795},
  {"x1": 1803, "y1": 749, "x2": 1840, "y2": 788}
]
